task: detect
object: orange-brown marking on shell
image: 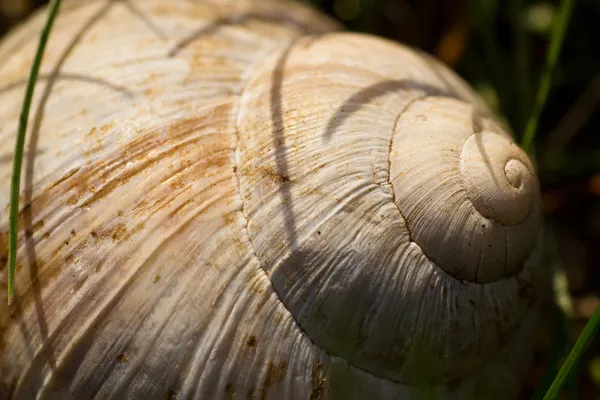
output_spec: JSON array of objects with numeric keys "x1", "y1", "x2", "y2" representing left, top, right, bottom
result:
[
  {"x1": 116, "y1": 352, "x2": 129, "y2": 363},
  {"x1": 1, "y1": 103, "x2": 234, "y2": 321},
  {"x1": 310, "y1": 361, "x2": 326, "y2": 400},
  {"x1": 250, "y1": 165, "x2": 293, "y2": 185},
  {"x1": 261, "y1": 360, "x2": 288, "y2": 399},
  {"x1": 221, "y1": 211, "x2": 238, "y2": 227},
  {"x1": 246, "y1": 335, "x2": 257, "y2": 347},
  {"x1": 86, "y1": 127, "x2": 98, "y2": 137},
  {"x1": 120, "y1": 221, "x2": 146, "y2": 242},
  {"x1": 110, "y1": 223, "x2": 128, "y2": 242},
  {"x1": 79, "y1": 104, "x2": 232, "y2": 210}
]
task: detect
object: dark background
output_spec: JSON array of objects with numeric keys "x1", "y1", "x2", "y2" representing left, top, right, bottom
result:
[{"x1": 1, "y1": 0, "x2": 599, "y2": 398}]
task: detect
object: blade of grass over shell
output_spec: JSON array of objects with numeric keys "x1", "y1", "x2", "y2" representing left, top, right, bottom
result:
[
  {"x1": 521, "y1": 0, "x2": 575, "y2": 153},
  {"x1": 7, "y1": 0, "x2": 62, "y2": 305},
  {"x1": 544, "y1": 306, "x2": 600, "y2": 399}
]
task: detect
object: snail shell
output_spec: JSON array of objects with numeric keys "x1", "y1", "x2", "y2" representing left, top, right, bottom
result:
[{"x1": 0, "y1": 0, "x2": 543, "y2": 399}]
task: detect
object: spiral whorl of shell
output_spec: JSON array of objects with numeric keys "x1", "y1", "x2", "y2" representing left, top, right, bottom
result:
[
  {"x1": 0, "y1": 0, "x2": 542, "y2": 399},
  {"x1": 238, "y1": 32, "x2": 542, "y2": 385},
  {"x1": 390, "y1": 97, "x2": 540, "y2": 283}
]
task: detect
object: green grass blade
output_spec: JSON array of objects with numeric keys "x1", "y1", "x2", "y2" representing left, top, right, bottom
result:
[
  {"x1": 521, "y1": 0, "x2": 575, "y2": 153},
  {"x1": 510, "y1": 0, "x2": 531, "y2": 132},
  {"x1": 544, "y1": 305, "x2": 600, "y2": 399},
  {"x1": 468, "y1": 0, "x2": 516, "y2": 134},
  {"x1": 7, "y1": 0, "x2": 62, "y2": 305},
  {"x1": 530, "y1": 229, "x2": 574, "y2": 400}
]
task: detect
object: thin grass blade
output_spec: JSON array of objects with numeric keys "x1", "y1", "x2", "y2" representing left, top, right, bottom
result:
[
  {"x1": 7, "y1": 0, "x2": 62, "y2": 305},
  {"x1": 510, "y1": 0, "x2": 532, "y2": 132},
  {"x1": 544, "y1": 305, "x2": 600, "y2": 399},
  {"x1": 468, "y1": 0, "x2": 516, "y2": 134},
  {"x1": 521, "y1": 0, "x2": 575, "y2": 153}
]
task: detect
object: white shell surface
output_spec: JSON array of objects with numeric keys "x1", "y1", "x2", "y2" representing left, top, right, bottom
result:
[
  {"x1": 390, "y1": 97, "x2": 541, "y2": 283},
  {"x1": 0, "y1": 1, "x2": 542, "y2": 399},
  {"x1": 236, "y1": 32, "x2": 542, "y2": 385}
]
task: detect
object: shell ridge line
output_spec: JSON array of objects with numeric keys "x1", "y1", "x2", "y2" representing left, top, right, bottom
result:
[
  {"x1": 229, "y1": 35, "x2": 341, "y2": 378},
  {"x1": 385, "y1": 93, "x2": 468, "y2": 281},
  {"x1": 13, "y1": 198, "x2": 220, "y2": 399},
  {"x1": 383, "y1": 93, "x2": 428, "y2": 243},
  {"x1": 231, "y1": 37, "x2": 409, "y2": 387},
  {"x1": 399, "y1": 269, "x2": 436, "y2": 379}
]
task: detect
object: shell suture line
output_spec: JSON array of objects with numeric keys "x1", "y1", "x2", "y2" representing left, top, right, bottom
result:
[
  {"x1": 232, "y1": 38, "x2": 415, "y2": 387},
  {"x1": 384, "y1": 93, "x2": 428, "y2": 243}
]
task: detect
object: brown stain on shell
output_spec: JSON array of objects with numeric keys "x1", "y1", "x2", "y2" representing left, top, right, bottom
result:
[
  {"x1": 116, "y1": 352, "x2": 129, "y2": 363},
  {"x1": 221, "y1": 211, "x2": 238, "y2": 227},
  {"x1": 310, "y1": 361, "x2": 326, "y2": 399},
  {"x1": 86, "y1": 127, "x2": 97, "y2": 137},
  {"x1": 250, "y1": 165, "x2": 292, "y2": 185},
  {"x1": 1, "y1": 103, "x2": 235, "y2": 332},
  {"x1": 224, "y1": 383, "x2": 236, "y2": 398},
  {"x1": 260, "y1": 360, "x2": 288, "y2": 399},
  {"x1": 246, "y1": 385, "x2": 256, "y2": 400},
  {"x1": 164, "y1": 388, "x2": 177, "y2": 400},
  {"x1": 110, "y1": 223, "x2": 128, "y2": 242},
  {"x1": 16, "y1": 102, "x2": 232, "y2": 229}
]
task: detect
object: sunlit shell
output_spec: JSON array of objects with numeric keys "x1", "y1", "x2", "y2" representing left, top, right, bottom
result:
[{"x1": 0, "y1": 1, "x2": 543, "y2": 399}]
